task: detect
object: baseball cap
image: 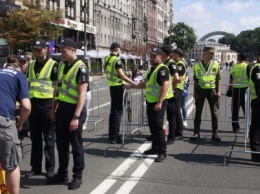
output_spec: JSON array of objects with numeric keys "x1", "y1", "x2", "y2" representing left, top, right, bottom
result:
[
  {"x1": 56, "y1": 38, "x2": 77, "y2": 48},
  {"x1": 110, "y1": 42, "x2": 122, "y2": 49},
  {"x1": 17, "y1": 55, "x2": 29, "y2": 61},
  {"x1": 33, "y1": 38, "x2": 47, "y2": 49},
  {"x1": 149, "y1": 47, "x2": 163, "y2": 56},
  {"x1": 172, "y1": 48, "x2": 184, "y2": 56},
  {"x1": 161, "y1": 46, "x2": 172, "y2": 56},
  {"x1": 203, "y1": 47, "x2": 215, "y2": 53}
]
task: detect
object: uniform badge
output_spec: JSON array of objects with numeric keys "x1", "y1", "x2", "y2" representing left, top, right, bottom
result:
[
  {"x1": 35, "y1": 41, "x2": 40, "y2": 45},
  {"x1": 160, "y1": 70, "x2": 166, "y2": 76},
  {"x1": 172, "y1": 65, "x2": 176, "y2": 69},
  {"x1": 178, "y1": 66, "x2": 182, "y2": 71},
  {"x1": 212, "y1": 68, "x2": 216, "y2": 72},
  {"x1": 80, "y1": 66, "x2": 87, "y2": 73}
]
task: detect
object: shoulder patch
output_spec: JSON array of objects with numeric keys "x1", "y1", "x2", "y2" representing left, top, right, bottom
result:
[
  {"x1": 178, "y1": 66, "x2": 182, "y2": 71},
  {"x1": 53, "y1": 66, "x2": 58, "y2": 73},
  {"x1": 80, "y1": 66, "x2": 87, "y2": 74},
  {"x1": 172, "y1": 65, "x2": 177, "y2": 69},
  {"x1": 256, "y1": 73, "x2": 260, "y2": 80},
  {"x1": 116, "y1": 60, "x2": 122, "y2": 65},
  {"x1": 160, "y1": 69, "x2": 166, "y2": 76}
]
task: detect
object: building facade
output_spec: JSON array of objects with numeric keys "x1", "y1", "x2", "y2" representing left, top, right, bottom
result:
[
  {"x1": 2, "y1": 0, "x2": 173, "y2": 57},
  {"x1": 188, "y1": 41, "x2": 238, "y2": 64}
]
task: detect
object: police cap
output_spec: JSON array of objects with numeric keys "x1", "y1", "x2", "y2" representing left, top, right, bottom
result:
[
  {"x1": 56, "y1": 38, "x2": 77, "y2": 48},
  {"x1": 172, "y1": 48, "x2": 184, "y2": 56},
  {"x1": 161, "y1": 46, "x2": 172, "y2": 56},
  {"x1": 33, "y1": 38, "x2": 47, "y2": 49},
  {"x1": 149, "y1": 47, "x2": 163, "y2": 56},
  {"x1": 110, "y1": 42, "x2": 122, "y2": 50}
]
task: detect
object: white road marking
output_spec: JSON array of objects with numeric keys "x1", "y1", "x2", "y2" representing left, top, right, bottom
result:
[
  {"x1": 89, "y1": 142, "x2": 152, "y2": 194},
  {"x1": 115, "y1": 155, "x2": 156, "y2": 194}
]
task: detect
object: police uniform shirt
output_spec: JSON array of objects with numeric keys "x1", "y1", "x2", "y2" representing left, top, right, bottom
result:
[
  {"x1": 251, "y1": 63, "x2": 260, "y2": 99},
  {"x1": 165, "y1": 59, "x2": 178, "y2": 76},
  {"x1": 62, "y1": 59, "x2": 89, "y2": 85},
  {"x1": 108, "y1": 53, "x2": 123, "y2": 70},
  {"x1": 193, "y1": 60, "x2": 221, "y2": 81},
  {"x1": 33, "y1": 58, "x2": 58, "y2": 81},
  {"x1": 146, "y1": 64, "x2": 169, "y2": 105}
]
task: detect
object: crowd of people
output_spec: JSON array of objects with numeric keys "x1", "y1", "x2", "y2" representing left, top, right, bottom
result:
[{"x1": 0, "y1": 39, "x2": 260, "y2": 193}]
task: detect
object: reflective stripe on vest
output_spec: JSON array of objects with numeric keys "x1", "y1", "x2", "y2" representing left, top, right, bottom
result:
[
  {"x1": 28, "y1": 59, "x2": 56, "y2": 99},
  {"x1": 105, "y1": 55, "x2": 125, "y2": 86},
  {"x1": 176, "y1": 60, "x2": 186, "y2": 90},
  {"x1": 230, "y1": 62, "x2": 249, "y2": 88},
  {"x1": 249, "y1": 63, "x2": 260, "y2": 100},
  {"x1": 56, "y1": 60, "x2": 84, "y2": 104},
  {"x1": 145, "y1": 63, "x2": 173, "y2": 103},
  {"x1": 194, "y1": 60, "x2": 219, "y2": 89}
]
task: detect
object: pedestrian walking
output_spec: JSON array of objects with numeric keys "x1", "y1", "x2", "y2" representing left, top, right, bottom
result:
[
  {"x1": 125, "y1": 47, "x2": 173, "y2": 162},
  {"x1": 104, "y1": 42, "x2": 136, "y2": 144},
  {"x1": 181, "y1": 70, "x2": 190, "y2": 127},
  {"x1": 249, "y1": 50, "x2": 260, "y2": 162},
  {"x1": 0, "y1": 62, "x2": 31, "y2": 194},
  {"x1": 48, "y1": 38, "x2": 88, "y2": 190},
  {"x1": 191, "y1": 47, "x2": 221, "y2": 141},
  {"x1": 26, "y1": 38, "x2": 57, "y2": 179},
  {"x1": 226, "y1": 53, "x2": 251, "y2": 133}
]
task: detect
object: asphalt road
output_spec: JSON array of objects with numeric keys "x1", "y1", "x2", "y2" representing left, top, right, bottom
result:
[{"x1": 19, "y1": 67, "x2": 260, "y2": 194}]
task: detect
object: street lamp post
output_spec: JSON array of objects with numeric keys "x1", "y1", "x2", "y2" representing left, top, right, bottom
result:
[{"x1": 82, "y1": 0, "x2": 90, "y2": 68}]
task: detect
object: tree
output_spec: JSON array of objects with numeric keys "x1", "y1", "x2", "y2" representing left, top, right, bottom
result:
[
  {"x1": 164, "y1": 22, "x2": 196, "y2": 53},
  {"x1": 0, "y1": 0, "x2": 63, "y2": 52}
]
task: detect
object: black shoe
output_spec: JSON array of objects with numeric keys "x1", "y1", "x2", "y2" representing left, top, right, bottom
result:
[
  {"x1": 174, "y1": 135, "x2": 183, "y2": 140},
  {"x1": 46, "y1": 172, "x2": 54, "y2": 179},
  {"x1": 46, "y1": 174, "x2": 69, "y2": 184},
  {"x1": 190, "y1": 133, "x2": 200, "y2": 140},
  {"x1": 143, "y1": 148, "x2": 158, "y2": 155},
  {"x1": 155, "y1": 154, "x2": 167, "y2": 162},
  {"x1": 25, "y1": 171, "x2": 41, "y2": 178},
  {"x1": 146, "y1": 136, "x2": 153, "y2": 141},
  {"x1": 211, "y1": 134, "x2": 221, "y2": 142},
  {"x1": 233, "y1": 128, "x2": 240, "y2": 133},
  {"x1": 166, "y1": 139, "x2": 175, "y2": 145},
  {"x1": 68, "y1": 178, "x2": 83, "y2": 190},
  {"x1": 116, "y1": 137, "x2": 123, "y2": 144}
]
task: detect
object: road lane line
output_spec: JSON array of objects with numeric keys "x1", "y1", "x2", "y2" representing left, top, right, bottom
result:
[
  {"x1": 115, "y1": 155, "x2": 156, "y2": 194},
  {"x1": 89, "y1": 142, "x2": 152, "y2": 194}
]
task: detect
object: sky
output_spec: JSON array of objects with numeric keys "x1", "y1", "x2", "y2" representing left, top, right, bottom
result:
[{"x1": 173, "y1": 0, "x2": 260, "y2": 41}]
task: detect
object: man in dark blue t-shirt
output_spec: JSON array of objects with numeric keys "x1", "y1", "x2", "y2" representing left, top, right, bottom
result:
[{"x1": 0, "y1": 63, "x2": 31, "y2": 194}]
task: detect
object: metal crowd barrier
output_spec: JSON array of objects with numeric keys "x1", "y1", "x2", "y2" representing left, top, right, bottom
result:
[
  {"x1": 104, "y1": 87, "x2": 147, "y2": 157},
  {"x1": 85, "y1": 82, "x2": 104, "y2": 133}
]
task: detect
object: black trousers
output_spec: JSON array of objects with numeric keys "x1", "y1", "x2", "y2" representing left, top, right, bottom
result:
[
  {"x1": 147, "y1": 103, "x2": 167, "y2": 154},
  {"x1": 194, "y1": 88, "x2": 218, "y2": 134},
  {"x1": 249, "y1": 99, "x2": 260, "y2": 159},
  {"x1": 55, "y1": 101, "x2": 86, "y2": 179},
  {"x1": 173, "y1": 89, "x2": 183, "y2": 137},
  {"x1": 231, "y1": 87, "x2": 247, "y2": 131},
  {"x1": 29, "y1": 100, "x2": 55, "y2": 173},
  {"x1": 167, "y1": 97, "x2": 175, "y2": 140},
  {"x1": 109, "y1": 85, "x2": 124, "y2": 140}
]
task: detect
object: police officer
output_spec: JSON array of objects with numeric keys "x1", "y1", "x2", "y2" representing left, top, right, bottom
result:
[
  {"x1": 191, "y1": 47, "x2": 221, "y2": 141},
  {"x1": 171, "y1": 48, "x2": 186, "y2": 140},
  {"x1": 161, "y1": 46, "x2": 179, "y2": 145},
  {"x1": 48, "y1": 38, "x2": 88, "y2": 190},
  {"x1": 227, "y1": 53, "x2": 250, "y2": 133},
  {"x1": 125, "y1": 47, "x2": 173, "y2": 162},
  {"x1": 25, "y1": 38, "x2": 57, "y2": 179},
  {"x1": 105, "y1": 42, "x2": 136, "y2": 144},
  {"x1": 249, "y1": 50, "x2": 260, "y2": 162}
]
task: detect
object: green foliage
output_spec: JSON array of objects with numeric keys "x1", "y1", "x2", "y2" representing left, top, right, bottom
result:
[
  {"x1": 164, "y1": 22, "x2": 197, "y2": 53},
  {"x1": 0, "y1": 0, "x2": 63, "y2": 51},
  {"x1": 218, "y1": 27, "x2": 260, "y2": 54}
]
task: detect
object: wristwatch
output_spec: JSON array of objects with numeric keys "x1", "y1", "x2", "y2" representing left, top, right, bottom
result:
[{"x1": 73, "y1": 114, "x2": 79, "y2": 120}]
